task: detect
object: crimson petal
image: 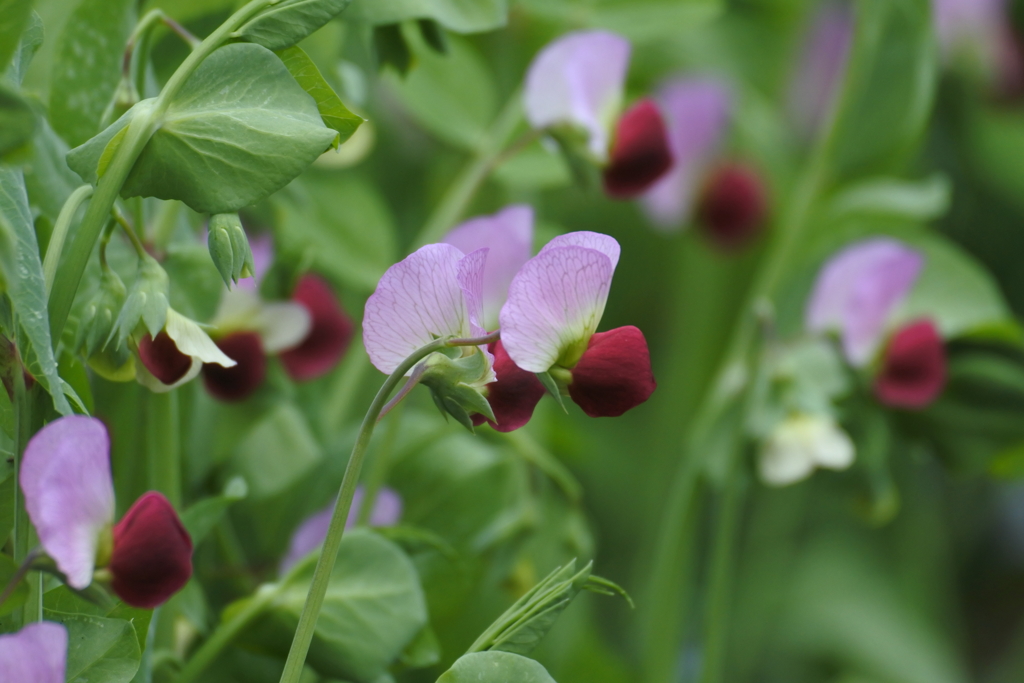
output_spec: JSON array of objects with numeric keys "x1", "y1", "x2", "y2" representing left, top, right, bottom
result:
[
  {"x1": 695, "y1": 163, "x2": 768, "y2": 251},
  {"x1": 472, "y1": 340, "x2": 546, "y2": 432},
  {"x1": 202, "y1": 332, "x2": 266, "y2": 402},
  {"x1": 603, "y1": 99, "x2": 674, "y2": 199},
  {"x1": 137, "y1": 332, "x2": 192, "y2": 385},
  {"x1": 874, "y1": 319, "x2": 946, "y2": 409},
  {"x1": 568, "y1": 326, "x2": 656, "y2": 417},
  {"x1": 281, "y1": 275, "x2": 354, "y2": 381}
]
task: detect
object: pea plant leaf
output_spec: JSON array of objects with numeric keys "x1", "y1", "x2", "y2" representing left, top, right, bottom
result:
[
  {"x1": 0, "y1": 81, "x2": 34, "y2": 158},
  {"x1": 67, "y1": 43, "x2": 337, "y2": 215},
  {"x1": 437, "y1": 652, "x2": 558, "y2": 683},
  {"x1": 346, "y1": 0, "x2": 508, "y2": 33},
  {"x1": 235, "y1": 0, "x2": 354, "y2": 51},
  {"x1": 0, "y1": 0, "x2": 32, "y2": 76},
  {"x1": 275, "y1": 45, "x2": 364, "y2": 148},
  {"x1": 49, "y1": 0, "x2": 136, "y2": 148},
  {"x1": 0, "y1": 168, "x2": 72, "y2": 415},
  {"x1": 42, "y1": 612, "x2": 141, "y2": 683}
]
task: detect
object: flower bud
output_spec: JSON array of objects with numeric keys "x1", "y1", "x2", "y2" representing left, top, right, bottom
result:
[
  {"x1": 566, "y1": 326, "x2": 656, "y2": 417},
  {"x1": 874, "y1": 319, "x2": 946, "y2": 409},
  {"x1": 76, "y1": 266, "x2": 128, "y2": 365},
  {"x1": 695, "y1": 163, "x2": 768, "y2": 251},
  {"x1": 208, "y1": 213, "x2": 255, "y2": 287},
  {"x1": 108, "y1": 492, "x2": 192, "y2": 609},
  {"x1": 421, "y1": 347, "x2": 496, "y2": 431},
  {"x1": 280, "y1": 275, "x2": 353, "y2": 381},
  {"x1": 471, "y1": 340, "x2": 546, "y2": 432},
  {"x1": 202, "y1": 331, "x2": 266, "y2": 402},
  {"x1": 112, "y1": 255, "x2": 170, "y2": 345},
  {"x1": 602, "y1": 99, "x2": 673, "y2": 199}
]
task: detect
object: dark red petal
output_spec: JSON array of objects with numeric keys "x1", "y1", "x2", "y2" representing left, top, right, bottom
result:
[
  {"x1": 280, "y1": 275, "x2": 354, "y2": 382},
  {"x1": 602, "y1": 99, "x2": 674, "y2": 199},
  {"x1": 874, "y1": 319, "x2": 946, "y2": 409},
  {"x1": 568, "y1": 326, "x2": 656, "y2": 418},
  {"x1": 475, "y1": 340, "x2": 546, "y2": 432},
  {"x1": 110, "y1": 492, "x2": 193, "y2": 609},
  {"x1": 137, "y1": 332, "x2": 192, "y2": 385},
  {"x1": 202, "y1": 332, "x2": 267, "y2": 402},
  {"x1": 695, "y1": 163, "x2": 768, "y2": 251}
]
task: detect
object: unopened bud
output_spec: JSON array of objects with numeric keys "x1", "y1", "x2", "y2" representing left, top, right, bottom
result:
[
  {"x1": 696, "y1": 163, "x2": 768, "y2": 251},
  {"x1": 208, "y1": 214, "x2": 254, "y2": 286},
  {"x1": 109, "y1": 492, "x2": 192, "y2": 608},
  {"x1": 76, "y1": 267, "x2": 128, "y2": 365},
  {"x1": 602, "y1": 98, "x2": 673, "y2": 199},
  {"x1": 112, "y1": 255, "x2": 170, "y2": 346}
]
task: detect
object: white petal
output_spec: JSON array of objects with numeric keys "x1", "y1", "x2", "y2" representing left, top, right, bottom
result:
[
  {"x1": 165, "y1": 308, "x2": 236, "y2": 367},
  {"x1": 253, "y1": 301, "x2": 313, "y2": 353}
]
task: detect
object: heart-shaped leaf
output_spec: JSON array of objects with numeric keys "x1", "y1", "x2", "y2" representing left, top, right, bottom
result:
[{"x1": 437, "y1": 652, "x2": 557, "y2": 683}]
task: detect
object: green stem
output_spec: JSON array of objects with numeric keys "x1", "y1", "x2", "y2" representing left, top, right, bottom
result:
[
  {"x1": 42, "y1": 185, "x2": 93, "y2": 296},
  {"x1": 12, "y1": 364, "x2": 31, "y2": 627},
  {"x1": 146, "y1": 390, "x2": 181, "y2": 507},
  {"x1": 277, "y1": 334, "x2": 493, "y2": 683},
  {"x1": 112, "y1": 205, "x2": 147, "y2": 258},
  {"x1": 414, "y1": 89, "x2": 525, "y2": 247}
]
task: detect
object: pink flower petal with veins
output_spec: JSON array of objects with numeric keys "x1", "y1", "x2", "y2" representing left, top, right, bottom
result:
[
  {"x1": 443, "y1": 205, "x2": 533, "y2": 328},
  {"x1": 539, "y1": 230, "x2": 620, "y2": 270},
  {"x1": 20, "y1": 416, "x2": 115, "y2": 589},
  {"x1": 524, "y1": 30, "x2": 631, "y2": 159},
  {"x1": 500, "y1": 241, "x2": 616, "y2": 373},
  {"x1": 456, "y1": 248, "x2": 489, "y2": 338},
  {"x1": 0, "y1": 622, "x2": 67, "y2": 683},
  {"x1": 363, "y1": 244, "x2": 474, "y2": 374},
  {"x1": 806, "y1": 238, "x2": 924, "y2": 366}
]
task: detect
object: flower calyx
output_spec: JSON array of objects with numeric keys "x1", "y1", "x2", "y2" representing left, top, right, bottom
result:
[
  {"x1": 208, "y1": 213, "x2": 255, "y2": 287},
  {"x1": 421, "y1": 345, "x2": 497, "y2": 431}
]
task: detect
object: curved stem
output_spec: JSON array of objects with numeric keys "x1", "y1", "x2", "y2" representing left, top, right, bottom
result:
[
  {"x1": 42, "y1": 185, "x2": 93, "y2": 296},
  {"x1": 111, "y1": 205, "x2": 147, "y2": 258}
]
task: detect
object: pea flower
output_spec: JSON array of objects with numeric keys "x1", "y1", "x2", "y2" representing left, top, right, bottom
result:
[
  {"x1": 524, "y1": 30, "x2": 672, "y2": 199},
  {"x1": 279, "y1": 274, "x2": 355, "y2": 382},
  {"x1": 806, "y1": 238, "x2": 924, "y2": 367},
  {"x1": 21, "y1": 415, "x2": 193, "y2": 608},
  {"x1": 0, "y1": 621, "x2": 67, "y2": 683},
  {"x1": 788, "y1": 1, "x2": 854, "y2": 140},
  {"x1": 933, "y1": 0, "x2": 1023, "y2": 94},
  {"x1": 873, "y1": 319, "x2": 947, "y2": 409},
  {"x1": 759, "y1": 413, "x2": 855, "y2": 486},
  {"x1": 279, "y1": 486, "x2": 401, "y2": 575},
  {"x1": 135, "y1": 308, "x2": 237, "y2": 392},
  {"x1": 499, "y1": 231, "x2": 656, "y2": 417},
  {"x1": 443, "y1": 206, "x2": 546, "y2": 432}
]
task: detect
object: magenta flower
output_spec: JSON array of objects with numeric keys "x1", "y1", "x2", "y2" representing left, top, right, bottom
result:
[
  {"x1": 874, "y1": 319, "x2": 947, "y2": 409},
  {"x1": 641, "y1": 77, "x2": 733, "y2": 229},
  {"x1": 279, "y1": 486, "x2": 401, "y2": 575},
  {"x1": 499, "y1": 232, "x2": 656, "y2": 417},
  {"x1": 20, "y1": 416, "x2": 192, "y2": 607},
  {"x1": 694, "y1": 163, "x2": 769, "y2": 250},
  {"x1": 806, "y1": 238, "x2": 925, "y2": 367},
  {"x1": 788, "y1": 1, "x2": 854, "y2": 139},
  {"x1": 0, "y1": 622, "x2": 67, "y2": 683},
  {"x1": 602, "y1": 99, "x2": 673, "y2": 199}
]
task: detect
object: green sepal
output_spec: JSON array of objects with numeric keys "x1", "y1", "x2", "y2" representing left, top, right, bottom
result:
[
  {"x1": 208, "y1": 213, "x2": 253, "y2": 285},
  {"x1": 547, "y1": 125, "x2": 602, "y2": 193},
  {"x1": 535, "y1": 371, "x2": 567, "y2": 413},
  {"x1": 208, "y1": 218, "x2": 235, "y2": 286},
  {"x1": 420, "y1": 348, "x2": 496, "y2": 431},
  {"x1": 75, "y1": 265, "x2": 128, "y2": 364},
  {"x1": 111, "y1": 254, "x2": 169, "y2": 345}
]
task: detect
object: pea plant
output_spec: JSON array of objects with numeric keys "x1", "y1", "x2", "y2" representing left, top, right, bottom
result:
[{"x1": 4, "y1": 0, "x2": 1024, "y2": 682}]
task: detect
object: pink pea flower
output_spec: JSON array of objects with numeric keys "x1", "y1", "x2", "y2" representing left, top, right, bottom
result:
[
  {"x1": 874, "y1": 319, "x2": 947, "y2": 409},
  {"x1": 0, "y1": 621, "x2": 67, "y2": 683},
  {"x1": 806, "y1": 238, "x2": 924, "y2": 367},
  {"x1": 20, "y1": 416, "x2": 192, "y2": 608},
  {"x1": 788, "y1": 1, "x2": 854, "y2": 140},
  {"x1": 499, "y1": 232, "x2": 656, "y2": 417},
  {"x1": 279, "y1": 486, "x2": 401, "y2": 575}
]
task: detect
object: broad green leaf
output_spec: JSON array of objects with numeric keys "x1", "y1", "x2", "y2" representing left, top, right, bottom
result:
[
  {"x1": 0, "y1": 551, "x2": 28, "y2": 616},
  {"x1": 235, "y1": 0, "x2": 353, "y2": 51},
  {"x1": 825, "y1": 175, "x2": 950, "y2": 222},
  {"x1": 240, "y1": 529, "x2": 428, "y2": 682},
  {"x1": 2, "y1": 9, "x2": 41, "y2": 86},
  {"x1": 181, "y1": 477, "x2": 248, "y2": 546},
  {"x1": 274, "y1": 173, "x2": 397, "y2": 293},
  {"x1": 24, "y1": 118, "x2": 83, "y2": 223},
  {"x1": 0, "y1": 0, "x2": 32, "y2": 73},
  {"x1": 0, "y1": 83, "x2": 35, "y2": 158},
  {"x1": 43, "y1": 612, "x2": 142, "y2": 683},
  {"x1": 400, "y1": 625, "x2": 442, "y2": 669},
  {"x1": 437, "y1": 652, "x2": 557, "y2": 683},
  {"x1": 163, "y1": 242, "x2": 225, "y2": 322},
  {"x1": 966, "y1": 104, "x2": 1024, "y2": 214},
  {"x1": 347, "y1": 0, "x2": 507, "y2": 33},
  {"x1": 229, "y1": 403, "x2": 322, "y2": 499},
  {"x1": 49, "y1": 0, "x2": 136, "y2": 147},
  {"x1": 44, "y1": 586, "x2": 153, "y2": 653},
  {"x1": 588, "y1": 0, "x2": 721, "y2": 42},
  {"x1": 0, "y1": 168, "x2": 72, "y2": 415},
  {"x1": 275, "y1": 45, "x2": 364, "y2": 147},
  {"x1": 828, "y1": 0, "x2": 937, "y2": 181},
  {"x1": 386, "y1": 30, "x2": 496, "y2": 151},
  {"x1": 67, "y1": 43, "x2": 337, "y2": 214}
]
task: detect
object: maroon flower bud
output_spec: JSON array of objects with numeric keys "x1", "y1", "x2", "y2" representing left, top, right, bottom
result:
[
  {"x1": 874, "y1": 319, "x2": 946, "y2": 409},
  {"x1": 137, "y1": 332, "x2": 192, "y2": 385},
  {"x1": 471, "y1": 340, "x2": 547, "y2": 432},
  {"x1": 695, "y1": 163, "x2": 768, "y2": 251},
  {"x1": 109, "y1": 492, "x2": 193, "y2": 609},
  {"x1": 602, "y1": 99, "x2": 674, "y2": 199},
  {"x1": 280, "y1": 275, "x2": 354, "y2": 382},
  {"x1": 202, "y1": 332, "x2": 266, "y2": 402},
  {"x1": 567, "y1": 326, "x2": 656, "y2": 417}
]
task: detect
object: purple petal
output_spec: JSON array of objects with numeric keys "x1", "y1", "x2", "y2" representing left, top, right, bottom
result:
[
  {"x1": 0, "y1": 622, "x2": 67, "y2": 683},
  {"x1": 499, "y1": 245, "x2": 615, "y2": 373},
  {"x1": 363, "y1": 244, "x2": 472, "y2": 374},
  {"x1": 640, "y1": 77, "x2": 733, "y2": 229},
  {"x1": 933, "y1": 0, "x2": 1005, "y2": 59},
  {"x1": 20, "y1": 416, "x2": 115, "y2": 589},
  {"x1": 806, "y1": 238, "x2": 924, "y2": 366},
  {"x1": 443, "y1": 205, "x2": 534, "y2": 328},
  {"x1": 788, "y1": 1, "x2": 854, "y2": 139},
  {"x1": 457, "y1": 248, "x2": 489, "y2": 338},
  {"x1": 368, "y1": 487, "x2": 403, "y2": 527},
  {"x1": 524, "y1": 30, "x2": 631, "y2": 159},
  {"x1": 539, "y1": 231, "x2": 621, "y2": 270}
]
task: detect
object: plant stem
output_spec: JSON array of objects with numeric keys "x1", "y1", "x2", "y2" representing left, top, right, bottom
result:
[
  {"x1": 277, "y1": 334, "x2": 494, "y2": 683},
  {"x1": 112, "y1": 205, "x2": 148, "y2": 258},
  {"x1": 42, "y1": 185, "x2": 93, "y2": 296},
  {"x1": 146, "y1": 390, "x2": 181, "y2": 507},
  {"x1": 12, "y1": 365, "x2": 31, "y2": 627},
  {"x1": 414, "y1": 89, "x2": 525, "y2": 247}
]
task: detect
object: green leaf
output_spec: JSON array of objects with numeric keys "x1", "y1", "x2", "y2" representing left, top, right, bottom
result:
[
  {"x1": 0, "y1": 81, "x2": 33, "y2": 159},
  {"x1": 375, "y1": 24, "x2": 412, "y2": 75},
  {"x1": 437, "y1": 652, "x2": 557, "y2": 683},
  {"x1": 347, "y1": 0, "x2": 507, "y2": 33},
  {"x1": 181, "y1": 477, "x2": 248, "y2": 546},
  {"x1": 828, "y1": 0, "x2": 937, "y2": 181},
  {"x1": 587, "y1": 0, "x2": 721, "y2": 43},
  {"x1": 0, "y1": 552, "x2": 28, "y2": 616},
  {"x1": 67, "y1": 43, "x2": 337, "y2": 214},
  {"x1": 386, "y1": 28, "x2": 496, "y2": 151},
  {"x1": 240, "y1": 529, "x2": 428, "y2": 682},
  {"x1": 825, "y1": 175, "x2": 951, "y2": 222},
  {"x1": 400, "y1": 625, "x2": 442, "y2": 669},
  {"x1": 43, "y1": 586, "x2": 153, "y2": 653},
  {"x1": 0, "y1": 0, "x2": 32, "y2": 74},
  {"x1": 49, "y1": 0, "x2": 136, "y2": 147},
  {"x1": 43, "y1": 613, "x2": 142, "y2": 683},
  {"x1": 2, "y1": 8, "x2": 41, "y2": 86},
  {"x1": 235, "y1": 0, "x2": 353, "y2": 51},
  {"x1": 229, "y1": 403, "x2": 322, "y2": 499},
  {"x1": 275, "y1": 45, "x2": 364, "y2": 147},
  {"x1": 0, "y1": 461, "x2": 15, "y2": 545},
  {"x1": 0, "y1": 168, "x2": 72, "y2": 415},
  {"x1": 23, "y1": 118, "x2": 84, "y2": 223}
]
